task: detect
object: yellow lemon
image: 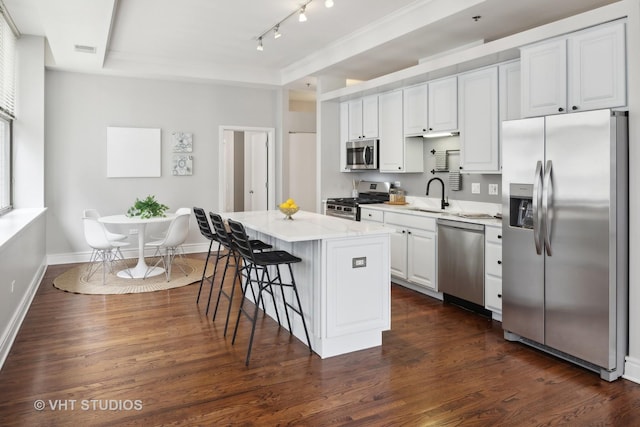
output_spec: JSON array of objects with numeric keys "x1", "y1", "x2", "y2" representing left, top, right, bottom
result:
[
  {"x1": 290, "y1": 203, "x2": 298, "y2": 209},
  {"x1": 279, "y1": 202, "x2": 287, "y2": 209},
  {"x1": 286, "y1": 198, "x2": 295, "y2": 205}
]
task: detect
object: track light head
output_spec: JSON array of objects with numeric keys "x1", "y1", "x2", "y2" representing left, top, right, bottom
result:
[
  {"x1": 257, "y1": 37, "x2": 264, "y2": 51},
  {"x1": 299, "y1": 6, "x2": 307, "y2": 22},
  {"x1": 274, "y1": 25, "x2": 281, "y2": 39}
]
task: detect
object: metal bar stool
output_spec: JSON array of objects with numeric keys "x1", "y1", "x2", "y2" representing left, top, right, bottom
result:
[
  {"x1": 208, "y1": 212, "x2": 271, "y2": 336},
  {"x1": 227, "y1": 218, "x2": 312, "y2": 365},
  {"x1": 193, "y1": 207, "x2": 222, "y2": 314}
]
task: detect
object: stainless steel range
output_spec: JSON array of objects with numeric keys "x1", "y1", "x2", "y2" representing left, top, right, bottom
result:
[{"x1": 326, "y1": 181, "x2": 390, "y2": 221}]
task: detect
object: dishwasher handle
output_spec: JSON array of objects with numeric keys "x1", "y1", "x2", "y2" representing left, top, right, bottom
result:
[{"x1": 437, "y1": 218, "x2": 485, "y2": 233}]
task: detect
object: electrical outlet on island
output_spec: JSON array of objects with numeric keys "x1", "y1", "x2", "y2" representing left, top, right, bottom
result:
[
  {"x1": 488, "y1": 184, "x2": 499, "y2": 195},
  {"x1": 471, "y1": 183, "x2": 481, "y2": 194}
]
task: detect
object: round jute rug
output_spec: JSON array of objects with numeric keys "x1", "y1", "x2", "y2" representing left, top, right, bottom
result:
[{"x1": 53, "y1": 257, "x2": 207, "y2": 295}]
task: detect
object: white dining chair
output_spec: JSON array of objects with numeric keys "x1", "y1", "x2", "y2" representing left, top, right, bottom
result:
[
  {"x1": 83, "y1": 216, "x2": 131, "y2": 284},
  {"x1": 83, "y1": 209, "x2": 128, "y2": 242},
  {"x1": 144, "y1": 212, "x2": 190, "y2": 281}
]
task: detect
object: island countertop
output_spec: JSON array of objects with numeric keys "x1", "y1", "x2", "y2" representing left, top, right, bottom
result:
[{"x1": 222, "y1": 210, "x2": 392, "y2": 242}]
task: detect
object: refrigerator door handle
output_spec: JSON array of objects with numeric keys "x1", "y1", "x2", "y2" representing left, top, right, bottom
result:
[
  {"x1": 533, "y1": 160, "x2": 543, "y2": 255},
  {"x1": 542, "y1": 160, "x2": 553, "y2": 256}
]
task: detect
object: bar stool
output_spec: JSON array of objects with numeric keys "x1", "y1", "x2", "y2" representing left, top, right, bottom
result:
[
  {"x1": 208, "y1": 212, "x2": 271, "y2": 336},
  {"x1": 193, "y1": 207, "x2": 221, "y2": 314},
  {"x1": 227, "y1": 218, "x2": 312, "y2": 365}
]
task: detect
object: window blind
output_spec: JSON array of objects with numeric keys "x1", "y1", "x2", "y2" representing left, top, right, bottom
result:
[{"x1": 0, "y1": 7, "x2": 15, "y2": 119}]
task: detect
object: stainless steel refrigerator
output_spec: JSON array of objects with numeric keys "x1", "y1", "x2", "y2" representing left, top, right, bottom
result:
[{"x1": 501, "y1": 109, "x2": 628, "y2": 381}]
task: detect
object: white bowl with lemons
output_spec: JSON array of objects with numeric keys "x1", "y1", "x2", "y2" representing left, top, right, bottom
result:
[{"x1": 279, "y1": 198, "x2": 299, "y2": 219}]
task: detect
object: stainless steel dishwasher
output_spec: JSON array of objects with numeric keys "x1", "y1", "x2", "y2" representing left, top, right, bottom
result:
[{"x1": 437, "y1": 219, "x2": 485, "y2": 307}]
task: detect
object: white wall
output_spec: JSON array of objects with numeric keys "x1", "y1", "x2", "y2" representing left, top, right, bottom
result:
[
  {"x1": 14, "y1": 35, "x2": 45, "y2": 208},
  {"x1": 45, "y1": 71, "x2": 279, "y2": 262}
]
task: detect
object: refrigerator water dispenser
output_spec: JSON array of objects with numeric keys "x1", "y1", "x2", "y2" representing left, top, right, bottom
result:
[{"x1": 509, "y1": 184, "x2": 534, "y2": 229}]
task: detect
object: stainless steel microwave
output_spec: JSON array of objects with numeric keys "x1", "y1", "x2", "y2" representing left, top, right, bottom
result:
[{"x1": 345, "y1": 139, "x2": 378, "y2": 170}]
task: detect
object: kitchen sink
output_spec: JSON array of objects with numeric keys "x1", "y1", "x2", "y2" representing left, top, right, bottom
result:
[
  {"x1": 454, "y1": 212, "x2": 496, "y2": 219},
  {"x1": 409, "y1": 207, "x2": 450, "y2": 215}
]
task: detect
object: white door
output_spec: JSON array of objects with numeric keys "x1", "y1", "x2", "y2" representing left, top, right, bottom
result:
[
  {"x1": 244, "y1": 131, "x2": 268, "y2": 211},
  {"x1": 288, "y1": 132, "x2": 316, "y2": 212}
]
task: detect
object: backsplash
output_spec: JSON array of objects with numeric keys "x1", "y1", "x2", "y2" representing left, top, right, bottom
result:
[{"x1": 349, "y1": 136, "x2": 502, "y2": 204}]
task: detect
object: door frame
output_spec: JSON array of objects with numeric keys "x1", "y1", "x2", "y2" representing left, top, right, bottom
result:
[{"x1": 218, "y1": 125, "x2": 275, "y2": 212}]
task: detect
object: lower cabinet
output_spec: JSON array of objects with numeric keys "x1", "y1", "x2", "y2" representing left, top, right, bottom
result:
[
  {"x1": 384, "y1": 212, "x2": 437, "y2": 292},
  {"x1": 484, "y1": 225, "x2": 503, "y2": 313}
]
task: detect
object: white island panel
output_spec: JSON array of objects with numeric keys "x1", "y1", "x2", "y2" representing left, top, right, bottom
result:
[{"x1": 222, "y1": 210, "x2": 392, "y2": 358}]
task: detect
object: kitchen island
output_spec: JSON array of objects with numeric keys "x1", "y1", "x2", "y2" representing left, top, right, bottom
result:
[{"x1": 222, "y1": 210, "x2": 392, "y2": 358}]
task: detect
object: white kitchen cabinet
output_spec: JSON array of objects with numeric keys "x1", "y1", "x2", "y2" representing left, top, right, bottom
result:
[
  {"x1": 339, "y1": 101, "x2": 350, "y2": 172},
  {"x1": 348, "y1": 95, "x2": 378, "y2": 140},
  {"x1": 521, "y1": 20, "x2": 626, "y2": 117},
  {"x1": 458, "y1": 66, "x2": 500, "y2": 173},
  {"x1": 360, "y1": 207, "x2": 384, "y2": 223},
  {"x1": 379, "y1": 90, "x2": 424, "y2": 173},
  {"x1": 385, "y1": 212, "x2": 437, "y2": 291},
  {"x1": 428, "y1": 76, "x2": 458, "y2": 132},
  {"x1": 499, "y1": 60, "x2": 521, "y2": 122},
  {"x1": 484, "y1": 225, "x2": 503, "y2": 314},
  {"x1": 403, "y1": 83, "x2": 428, "y2": 136}
]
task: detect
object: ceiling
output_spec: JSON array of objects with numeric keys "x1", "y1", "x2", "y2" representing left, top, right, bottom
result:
[{"x1": 3, "y1": 0, "x2": 620, "y2": 99}]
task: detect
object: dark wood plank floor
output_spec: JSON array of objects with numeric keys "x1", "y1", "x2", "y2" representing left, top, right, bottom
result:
[{"x1": 1, "y1": 254, "x2": 640, "y2": 426}]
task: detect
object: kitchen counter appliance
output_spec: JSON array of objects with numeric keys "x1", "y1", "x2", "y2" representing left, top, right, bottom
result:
[
  {"x1": 437, "y1": 219, "x2": 487, "y2": 313},
  {"x1": 345, "y1": 139, "x2": 379, "y2": 170},
  {"x1": 326, "y1": 180, "x2": 390, "y2": 221},
  {"x1": 501, "y1": 109, "x2": 628, "y2": 381}
]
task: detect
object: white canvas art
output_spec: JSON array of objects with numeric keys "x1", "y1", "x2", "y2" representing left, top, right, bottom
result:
[
  {"x1": 172, "y1": 154, "x2": 193, "y2": 176},
  {"x1": 106, "y1": 127, "x2": 161, "y2": 177},
  {"x1": 172, "y1": 131, "x2": 193, "y2": 152}
]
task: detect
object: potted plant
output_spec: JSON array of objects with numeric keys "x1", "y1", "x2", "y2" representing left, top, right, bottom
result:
[{"x1": 126, "y1": 195, "x2": 169, "y2": 219}]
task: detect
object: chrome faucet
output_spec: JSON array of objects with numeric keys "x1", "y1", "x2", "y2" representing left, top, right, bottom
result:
[{"x1": 426, "y1": 177, "x2": 449, "y2": 210}]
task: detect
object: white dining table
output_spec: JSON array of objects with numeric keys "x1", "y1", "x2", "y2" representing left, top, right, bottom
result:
[{"x1": 98, "y1": 214, "x2": 175, "y2": 278}]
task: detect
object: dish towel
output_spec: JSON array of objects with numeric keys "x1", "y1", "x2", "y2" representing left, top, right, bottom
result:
[
  {"x1": 449, "y1": 170, "x2": 461, "y2": 191},
  {"x1": 435, "y1": 151, "x2": 447, "y2": 171}
]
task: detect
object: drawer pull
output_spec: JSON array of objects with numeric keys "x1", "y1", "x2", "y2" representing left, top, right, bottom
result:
[
  {"x1": 497, "y1": 235, "x2": 502, "y2": 239},
  {"x1": 497, "y1": 260, "x2": 502, "y2": 265},
  {"x1": 497, "y1": 294, "x2": 502, "y2": 298}
]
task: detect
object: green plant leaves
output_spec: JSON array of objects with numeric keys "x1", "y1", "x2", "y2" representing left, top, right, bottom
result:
[{"x1": 126, "y1": 195, "x2": 169, "y2": 218}]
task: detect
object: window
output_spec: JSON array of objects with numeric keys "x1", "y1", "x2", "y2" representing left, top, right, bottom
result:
[{"x1": 0, "y1": 5, "x2": 16, "y2": 215}]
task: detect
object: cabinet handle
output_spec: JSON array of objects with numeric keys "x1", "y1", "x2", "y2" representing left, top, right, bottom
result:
[
  {"x1": 401, "y1": 230, "x2": 406, "y2": 234},
  {"x1": 558, "y1": 107, "x2": 564, "y2": 112},
  {"x1": 497, "y1": 294, "x2": 502, "y2": 298},
  {"x1": 497, "y1": 235, "x2": 502, "y2": 239},
  {"x1": 398, "y1": 166, "x2": 402, "y2": 170},
  {"x1": 408, "y1": 231, "x2": 412, "y2": 235},
  {"x1": 429, "y1": 128, "x2": 433, "y2": 131},
  {"x1": 497, "y1": 260, "x2": 502, "y2": 265},
  {"x1": 572, "y1": 106, "x2": 578, "y2": 111},
  {"x1": 423, "y1": 128, "x2": 427, "y2": 132},
  {"x1": 459, "y1": 166, "x2": 463, "y2": 170}
]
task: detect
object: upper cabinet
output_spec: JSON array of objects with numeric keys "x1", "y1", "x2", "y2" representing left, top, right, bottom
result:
[
  {"x1": 348, "y1": 95, "x2": 379, "y2": 139},
  {"x1": 521, "y1": 20, "x2": 626, "y2": 117},
  {"x1": 379, "y1": 90, "x2": 424, "y2": 173},
  {"x1": 339, "y1": 102, "x2": 350, "y2": 172},
  {"x1": 403, "y1": 77, "x2": 457, "y2": 136},
  {"x1": 428, "y1": 76, "x2": 458, "y2": 132},
  {"x1": 458, "y1": 66, "x2": 499, "y2": 173},
  {"x1": 499, "y1": 60, "x2": 521, "y2": 122},
  {"x1": 403, "y1": 84, "x2": 428, "y2": 136}
]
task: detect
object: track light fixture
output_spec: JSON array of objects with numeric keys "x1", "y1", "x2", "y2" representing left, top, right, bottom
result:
[
  {"x1": 298, "y1": 6, "x2": 307, "y2": 22},
  {"x1": 254, "y1": 0, "x2": 334, "y2": 51}
]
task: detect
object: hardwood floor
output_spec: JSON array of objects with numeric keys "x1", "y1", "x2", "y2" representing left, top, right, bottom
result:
[{"x1": 1, "y1": 255, "x2": 639, "y2": 426}]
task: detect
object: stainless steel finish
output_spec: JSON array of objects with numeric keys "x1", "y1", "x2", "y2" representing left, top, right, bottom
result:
[
  {"x1": 356, "y1": 180, "x2": 390, "y2": 195},
  {"x1": 345, "y1": 139, "x2": 378, "y2": 170},
  {"x1": 325, "y1": 180, "x2": 390, "y2": 221},
  {"x1": 437, "y1": 218, "x2": 485, "y2": 306},
  {"x1": 533, "y1": 161, "x2": 543, "y2": 255},
  {"x1": 542, "y1": 159, "x2": 553, "y2": 256},
  {"x1": 501, "y1": 109, "x2": 628, "y2": 381},
  {"x1": 325, "y1": 204, "x2": 357, "y2": 220}
]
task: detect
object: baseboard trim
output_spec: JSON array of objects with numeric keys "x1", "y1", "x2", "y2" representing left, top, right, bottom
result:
[
  {"x1": 0, "y1": 257, "x2": 47, "y2": 370},
  {"x1": 46, "y1": 242, "x2": 213, "y2": 265},
  {"x1": 623, "y1": 356, "x2": 640, "y2": 384}
]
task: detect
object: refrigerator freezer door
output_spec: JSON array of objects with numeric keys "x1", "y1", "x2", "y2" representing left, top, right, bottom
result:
[
  {"x1": 544, "y1": 110, "x2": 614, "y2": 368},
  {"x1": 501, "y1": 117, "x2": 545, "y2": 343}
]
